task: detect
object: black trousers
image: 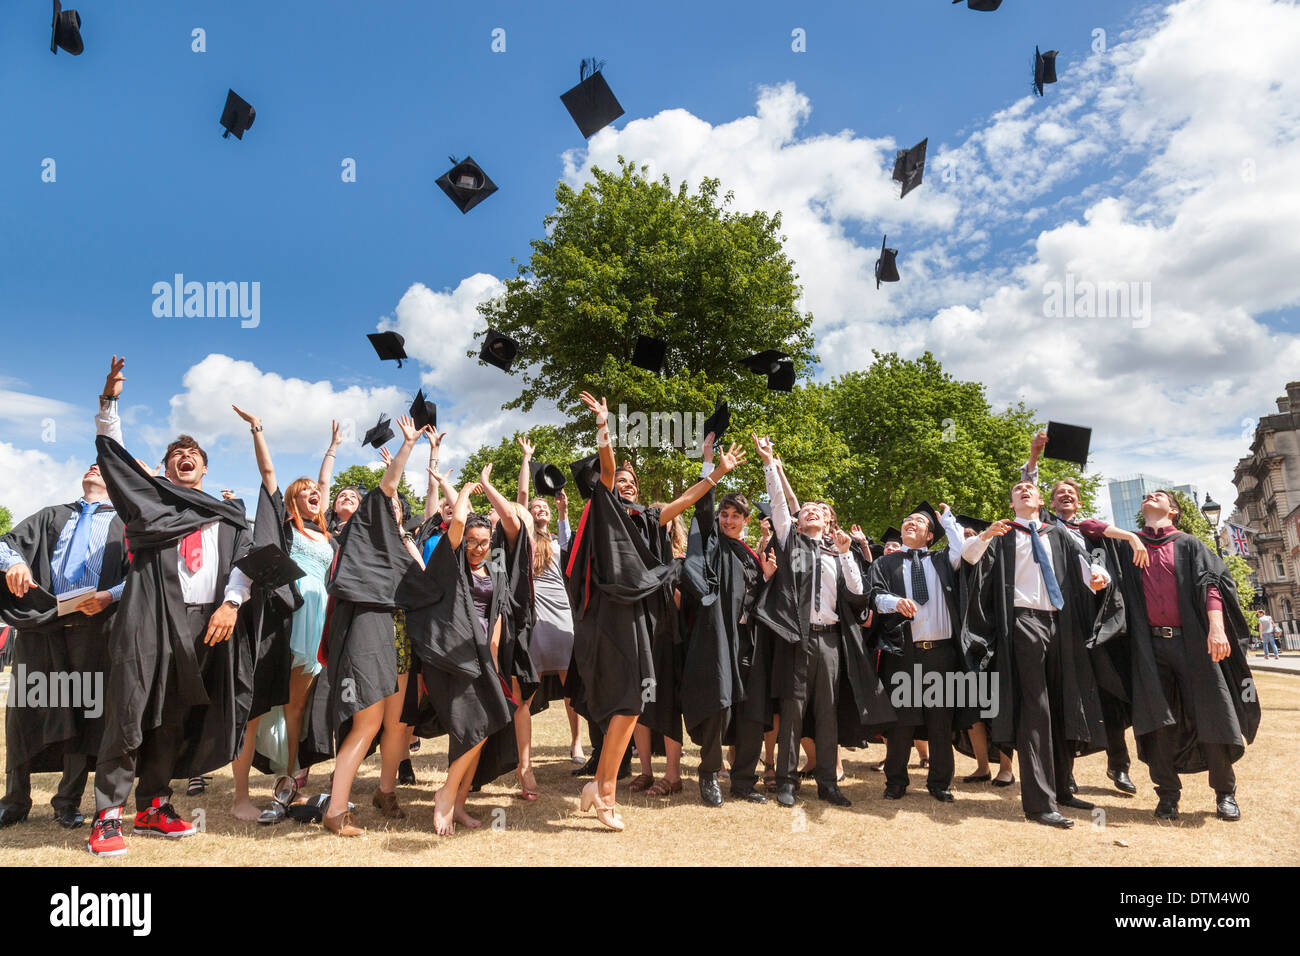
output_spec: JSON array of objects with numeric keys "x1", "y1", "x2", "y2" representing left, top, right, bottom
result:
[
  {"x1": 2, "y1": 754, "x2": 90, "y2": 815},
  {"x1": 1012, "y1": 608, "x2": 1072, "y2": 816},
  {"x1": 1100, "y1": 689, "x2": 1131, "y2": 772},
  {"x1": 695, "y1": 710, "x2": 729, "y2": 775},
  {"x1": 729, "y1": 716, "x2": 765, "y2": 792},
  {"x1": 884, "y1": 641, "x2": 958, "y2": 791},
  {"x1": 777, "y1": 626, "x2": 840, "y2": 788},
  {"x1": 95, "y1": 603, "x2": 216, "y2": 813},
  {"x1": 1146, "y1": 636, "x2": 1235, "y2": 800}
]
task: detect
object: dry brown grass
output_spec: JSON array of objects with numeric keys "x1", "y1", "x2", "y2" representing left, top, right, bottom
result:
[{"x1": 2, "y1": 672, "x2": 1298, "y2": 866}]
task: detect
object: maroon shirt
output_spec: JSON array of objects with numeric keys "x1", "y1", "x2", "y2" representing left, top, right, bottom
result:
[{"x1": 1138, "y1": 525, "x2": 1222, "y2": 626}]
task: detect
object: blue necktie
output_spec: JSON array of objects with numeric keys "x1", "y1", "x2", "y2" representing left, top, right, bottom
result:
[
  {"x1": 908, "y1": 551, "x2": 929, "y2": 605},
  {"x1": 1027, "y1": 521, "x2": 1064, "y2": 610},
  {"x1": 60, "y1": 501, "x2": 101, "y2": 588}
]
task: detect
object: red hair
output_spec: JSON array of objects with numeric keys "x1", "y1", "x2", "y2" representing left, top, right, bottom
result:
[{"x1": 284, "y1": 477, "x2": 330, "y2": 539}]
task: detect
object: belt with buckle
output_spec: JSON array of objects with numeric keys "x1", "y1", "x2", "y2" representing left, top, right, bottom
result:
[
  {"x1": 915, "y1": 640, "x2": 948, "y2": 651},
  {"x1": 809, "y1": 623, "x2": 838, "y2": 633},
  {"x1": 1151, "y1": 626, "x2": 1182, "y2": 639}
]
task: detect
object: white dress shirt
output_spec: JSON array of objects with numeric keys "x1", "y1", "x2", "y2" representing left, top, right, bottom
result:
[
  {"x1": 961, "y1": 517, "x2": 1107, "y2": 610},
  {"x1": 873, "y1": 510, "x2": 964, "y2": 642}
]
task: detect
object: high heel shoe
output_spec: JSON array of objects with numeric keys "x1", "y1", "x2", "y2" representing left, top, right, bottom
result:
[
  {"x1": 516, "y1": 768, "x2": 538, "y2": 802},
  {"x1": 580, "y1": 781, "x2": 625, "y2": 831}
]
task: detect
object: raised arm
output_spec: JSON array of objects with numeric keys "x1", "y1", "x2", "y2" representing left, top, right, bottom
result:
[
  {"x1": 231, "y1": 405, "x2": 277, "y2": 493},
  {"x1": 754, "y1": 434, "x2": 791, "y2": 547},
  {"x1": 446, "y1": 481, "x2": 479, "y2": 551},
  {"x1": 775, "y1": 457, "x2": 799, "y2": 515},
  {"x1": 318, "y1": 419, "x2": 342, "y2": 499},
  {"x1": 96, "y1": 355, "x2": 126, "y2": 446},
  {"x1": 660, "y1": 441, "x2": 747, "y2": 526},
  {"x1": 379, "y1": 416, "x2": 421, "y2": 498},
  {"x1": 579, "y1": 391, "x2": 616, "y2": 490},
  {"x1": 478, "y1": 464, "x2": 520, "y2": 546},
  {"x1": 423, "y1": 429, "x2": 446, "y2": 519},
  {"x1": 516, "y1": 434, "x2": 535, "y2": 506}
]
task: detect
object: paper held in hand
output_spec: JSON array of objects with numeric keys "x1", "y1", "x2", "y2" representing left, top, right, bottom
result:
[{"x1": 55, "y1": 585, "x2": 97, "y2": 617}]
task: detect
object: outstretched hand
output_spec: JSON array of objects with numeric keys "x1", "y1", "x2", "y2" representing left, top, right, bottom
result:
[
  {"x1": 516, "y1": 434, "x2": 535, "y2": 457},
  {"x1": 751, "y1": 433, "x2": 774, "y2": 466},
  {"x1": 396, "y1": 414, "x2": 417, "y2": 443},
  {"x1": 231, "y1": 405, "x2": 260, "y2": 429},
  {"x1": 578, "y1": 391, "x2": 609, "y2": 425},
  {"x1": 715, "y1": 442, "x2": 747, "y2": 474},
  {"x1": 104, "y1": 356, "x2": 126, "y2": 399}
]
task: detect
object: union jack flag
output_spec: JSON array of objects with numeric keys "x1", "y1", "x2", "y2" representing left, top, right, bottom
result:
[{"x1": 1228, "y1": 524, "x2": 1251, "y2": 556}]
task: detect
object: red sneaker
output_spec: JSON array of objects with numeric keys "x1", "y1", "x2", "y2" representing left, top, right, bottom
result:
[
  {"x1": 87, "y1": 808, "x2": 128, "y2": 857},
  {"x1": 133, "y1": 797, "x2": 197, "y2": 838}
]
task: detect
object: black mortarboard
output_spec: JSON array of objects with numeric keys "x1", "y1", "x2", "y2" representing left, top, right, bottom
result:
[
  {"x1": 409, "y1": 389, "x2": 437, "y2": 431},
  {"x1": 902, "y1": 501, "x2": 946, "y2": 545},
  {"x1": 952, "y1": 0, "x2": 1003, "y2": 10},
  {"x1": 568, "y1": 454, "x2": 602, "y2": 499},
  {"x1": 479, "y1": 328, "x2": 518, "y2": 372},
  {"x1": 1033, "y1": 46, "x2": 1059, "y2": 97},
  {"x1": 530, "y1": 461, "x2": 567, "y2": 497},
  {"x1": 741, "y1": 349, "x2": 790, "y2": 375},
  {"x1": 235, "y1": 543, "x2": 306, "y2": 590},
  {"x1": 768, "y1": 359, "x2": 795, "y2": 392},
  {"x1": 702, "y1": 399, "x2": 730, "y2": 443},
  {"x1": 50, "y1": 1, "x2": 83, "y2": 55},
  {"x1": 560, "y1": 59, "x2": 625, "y2": 139},
  {"x1": 363, "y1": 414, "x2": 393, "y2": 448},
  {"x1": 754, "y1": 501, "x2": 773, "y2": 521},
  {"x1": 368, "y1": 331, "x2": 407, "y2": 367},
  {"x1": 403, "y1": 512, "x2": 426, "y2": 534},
  {"x1": 286, "y1": 792, "x2": 330, "y2": 824},
  {"x1": 221, "y1": 89, "x2": 256, "y2": 140},
  {"x1": 1043, "y1": 421, "x2": 1091, "y2": 467},
  {"x1": 436, "y1": 156, "x2": 498, "y2": 214},
  {"x1": 882, "y1": 526, "x2": 903, "y2": 545},
  {"x1": 892, "y1": 138, "x2": 928, "y2": 199},
  {"x1": 630, "y1": 335, "x2": 667, "y2": 375},
  {"x1": 876, "y1": 235, "x2": 900, "y2": 289},
  {"x1": 957, "y1": 513, "x2": 993, "y2": 535}
]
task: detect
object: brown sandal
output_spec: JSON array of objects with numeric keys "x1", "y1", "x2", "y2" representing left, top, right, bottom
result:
[
  {"x1": 627, "y1": 772, "x2": 655, "y2": 792},
  {"x1": 324, "y1": 810, "x2": 363, "y2": 836},
  {"x1": 646, "y1": 777, "x2": 683, "y2": 797},
  {"x1": 372, "y1": 790, "x2": 407, "y2": 820}
]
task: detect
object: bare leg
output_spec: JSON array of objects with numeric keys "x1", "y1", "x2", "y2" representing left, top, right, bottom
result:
[
  {"x1": 560, "y1": 669, "x2": 583, "y2": 760},
  {"x1": 327, "y1": 702, "x2": 384, "y2": 820},
  {"x1": 665, "y1": 737, "x2": 682, "y2": 785},
  {"x1": 633, "y1": 723, "x2": 654, "y2": 776},
  {"x1": 231, "y1": 716, "x2": 262, "y2": 821},
  {"x1": 377, "y1": 674, "x2": 410, "y2": 793},
  {"x1": 968, "y1": 721, "x2": 991, "y2": 776},
  {"x1": 597, "y1": 715, "x2": 639, "y2": 807},
  {"x1": 284, "y1": 666, "x2": 317, "y2": 782},
  {"x1": 513, "y1": 677, "x2": 537, "y2": 794},
  {"x1": 453, "y1": 749, "x2": 484, "y2": 829},
  {"x1": 434, "y1": 740, "x2": 486, "y2": 835}
]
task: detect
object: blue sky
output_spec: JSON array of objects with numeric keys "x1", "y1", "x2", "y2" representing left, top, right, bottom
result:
[{"x1": 4, "y1": 0, "x2": 1299, "y2": 525}]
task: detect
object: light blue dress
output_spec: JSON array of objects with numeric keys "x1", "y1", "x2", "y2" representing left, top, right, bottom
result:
[{"x1": 288, "y1": 527, "x2": 333, "y2": 676}]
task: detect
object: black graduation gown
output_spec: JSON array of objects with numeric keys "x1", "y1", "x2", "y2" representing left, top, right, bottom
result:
[
  {"x1": 1092, "y1": 532, "x2": 1260, "y2": 771},
  {"x1": 866, "y1": 551, "x2": 979, "y2": 735},
  {"x1": 93, "y1": 435, "x2": 255, "y2": 778},
  {"x1": 245, "y1": 486, "x2": 304, "y2": 723},
  {"x1": 565, "y1": 484, "x2": 676, "y2": 729},
  {"x1": 0, "y1": 501, "x2": 128, "y2": 772},
  {"x1": 753, "y1": 526, "x2": 895, "y2": 746},
  {"x1": 960, "y1": 524, "x2": 1106, "y2": 756},
  {"x1": 399, "y1": 524, "x2": 531, "y2": 789},
  {"x1": 678, "y1": 490, "x2": 762, "y2": 743}
]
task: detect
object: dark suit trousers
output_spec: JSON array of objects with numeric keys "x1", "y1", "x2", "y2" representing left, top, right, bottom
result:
[
  {"x1": 884, "y1": 641, "x2": 957, "y2": 791},
  {"x1": 777, "y1": 626, "x2": 840, "y2": 788},
  {"x1": 2, "y1": 755, "x2": 90, "y2": 815},
  {"x1": 730, "y1": 716, "x2": 765, "y2": 792},
  {"x1": 1012, "y1": 608, "x2": 1072, "y2": 816},
  {"x1": 1146, "y1": 635, "x2": 1235, "y2": 799},
  {"x1": 696, "y1": 710, "x2": 728, "y2": 775},
  {"x1": 95, "y1": 602, "x2": 216, "y2": 813}
]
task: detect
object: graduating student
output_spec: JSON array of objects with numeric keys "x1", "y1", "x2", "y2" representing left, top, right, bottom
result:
[
  {"x1": 400, "y1": 466, "x2": 531, "y2": 833},
  {"x1": 962, "y1": 480, "x2": 1110, "y2": 829},
  {"x1": 866, "y1": 502, "x2": 972, "y2": 802},
  {"x1": 0, "y1": 359, "x2": 130, "y2": 831},
  {"x1": 87, "y1": 366, "x2": 256, "y2": 857},
  {"x1": 750, "y1": 435, "x2": 893, "y2": 809},
  {"x1": 565, "y1": 392, "x2": 743, "y2": 830},
  {"x1": 1093, "y1": 490, "x2": 1260, "y2": 822}
]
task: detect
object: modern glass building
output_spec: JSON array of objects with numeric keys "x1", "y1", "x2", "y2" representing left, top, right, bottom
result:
[{"x1": 1107, "y1": 475, "x2": 1199, "y2": 531}]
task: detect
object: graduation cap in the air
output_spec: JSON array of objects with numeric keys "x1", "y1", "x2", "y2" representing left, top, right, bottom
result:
[
  {"x1": 368, "y1": 331, "x2": 407, "y2": 368},
  {"x1": 560, "y1": 58, "x2": 625, "y2": 139},
  {"x1": 876, "y1": 236, "x2": 900, "y2": 289},
  {"x1": 902, "y1": 501, "x2": 946, "y2": 545},
  {"x1": 530, "y1": 461, "x2": 567, "y2": 497},
  {"x1": 1043, "y1": 421, "x2": 1091, "y2": 467},
  {"x1": 408, "y1": 389, "x2": 437, "y2": 431},
  {"x1": 957, "y1": 513, "x2": 993, "y2": 536},
  {"x1": 741, "y1": 350, "x2": 795, "y2": 392},
  {"x1": 1033, "y1": 46, "x2": 1059, "y2": 97},
  {"x1": 235, "y1": 543, "x2": 306, "y2": 591},
  {"x1": 363, "y1": 414, "x2": 393, "y2": 448},
  {"x1": 50, "y1": 1, "x2": 83, "y2": 54},
  {"x1": 569, "y1": 454, "x2": 602, "y2": 499},
  {"x1": 436, "y1": 156, "x2": 498, "y2": 214},
  {"x1": 630, "y1": 335, "x2": 667, "y2": 375},
  {"x1": 220, "y1": 89, "x2": 256, "y2": 140},
  {"x1": 952, "y1": 0, "x2": 1003, "y2": 10},
  {"x1": 479, "y1": 328, "x2": 518, "y2": 372},
  {"x1": 892, "y1": 138, "x2": 928, "y2": 199},
  {"x1": 702, "y1": 399, "x2": 730, "y2": 443},
  {"x1": 754, "y1": 501, "x2": 773, "y2": 521}
]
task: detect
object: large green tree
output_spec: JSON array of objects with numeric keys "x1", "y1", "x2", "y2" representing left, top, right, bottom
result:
[
  {"x1": 329, "y1": 465, "x2": 420, "y2": 516},
  {"x1": 456, "y1": 425, "x2": 583, "y2": 525}
]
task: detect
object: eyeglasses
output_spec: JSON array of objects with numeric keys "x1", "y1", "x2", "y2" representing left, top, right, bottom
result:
[{"x1": 466, "y1": 540, "x2": 491, "y2": 552}]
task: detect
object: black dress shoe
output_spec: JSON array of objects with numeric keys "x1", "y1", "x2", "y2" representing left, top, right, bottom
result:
[
  {"x1": 0, "y1": 805, "x2": 30, "y2": 829},
  {"x1": 571, "y1": 752, "x2": 601, "y2": 776},
  {"x1": 1107, "y1": 768, "x2": 1137, "y2": 794},
  {"x1": 883, "y1": 784, "x2": 906, "y2": 800},
  {"x1": 731, "y1": 787, "x2": 768, "y2": 804},
  {"x1": 699, "y1": 772, "x2": 723, "y2": 807},
  {"x1": 962, "y1": 772, "x2": 992, "y2": 783},
  {"x1": 816, "y1": 783, "x2": 851, "y2": 807},
  {"x1": 775, "y1": 782, "x2": 797, "y2": 807},
  {"x1": 1215, "y1": 793, "x2": 1240, "y2": 822},
  {"x1": 927, "y1": 786, "x2": 955, "y2": 803},
  {"x1": 1026, "y1": 811, "x2": 1074, "y2": 829},
  {"x1": 397, "y1": 758, "x2": 416, "y2": 786},
  {"x1": 1056, "y1": 795, "x2": 1094, "y2": 811},
  {"x1": 1154, "y1": 796, "x2": 1179, "y2": 821},
  {"x1": 54, "y1": 807, "x2": 85, "y2": 829}
]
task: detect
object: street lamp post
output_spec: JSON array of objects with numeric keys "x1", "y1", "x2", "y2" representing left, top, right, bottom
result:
[{"x1": 1200, "y1": 494, "x2": 1225, "y2": 558}]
